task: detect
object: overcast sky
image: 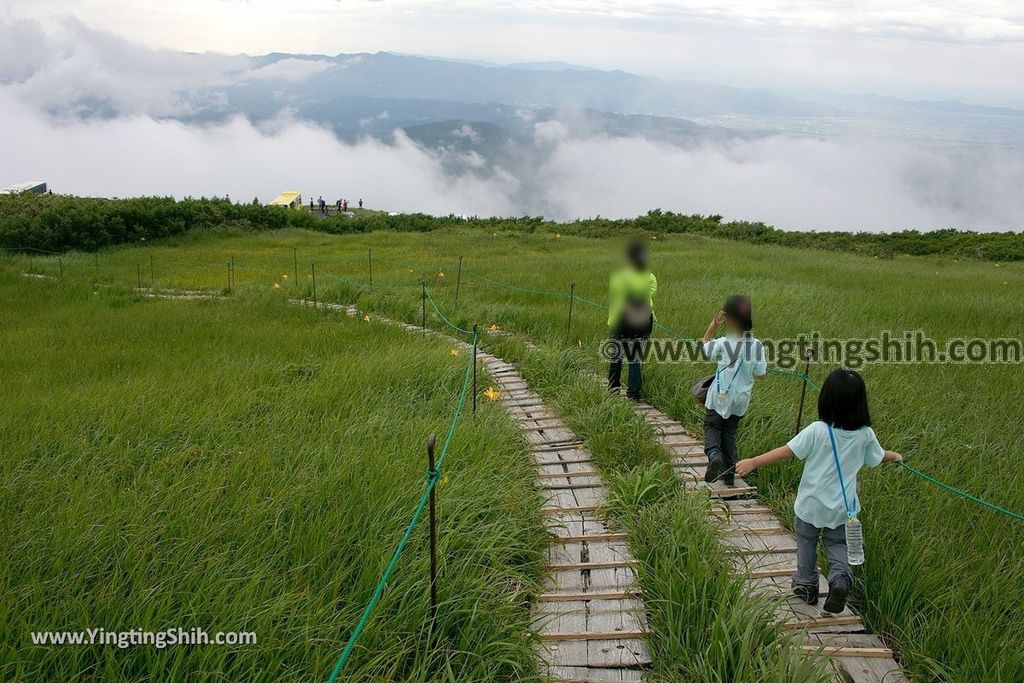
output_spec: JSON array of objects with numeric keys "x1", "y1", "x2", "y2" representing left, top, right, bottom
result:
[{"x1": 5, "y1": 0, "x2": 1024, "y2": 107}]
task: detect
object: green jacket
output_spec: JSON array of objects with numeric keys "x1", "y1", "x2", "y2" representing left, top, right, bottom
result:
[{"x1": 607, "y1": 267, "x2": 657, "y2": 327}]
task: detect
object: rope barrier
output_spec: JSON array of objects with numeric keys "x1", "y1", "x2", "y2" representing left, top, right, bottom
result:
[
  {"x1": 461, "y1": 267, "x2": 571, "y2": 298},
  {"x1": 326, "y1": 328, "x2": 478, "y2": 681},
  {"x1": 424, "y1": 287, "x2": 474, "y2": 336},
  {"x1": 317, "y1": 265, "x2": 419, "y2": 292},
  {"x1": 897, "y1": 463, "x2": 1024, "y2": 522}
]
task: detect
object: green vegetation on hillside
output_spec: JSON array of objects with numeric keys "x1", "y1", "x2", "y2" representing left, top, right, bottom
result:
[
  {"x1": 0, "y1": 273, "x2": 547, "y2": 681},
  {"x1": 3, "y1": 194, "x2": 1022, "y2": 260},
  {"x1": 4, "y1": 222, "x2": 1023, "y2": 681}
]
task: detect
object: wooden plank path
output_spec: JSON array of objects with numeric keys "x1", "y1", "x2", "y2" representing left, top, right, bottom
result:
[
  {"x1": 628, "y1": 399, "x2": 908, "y2": 683},
  {"x1": 328, "y1": 303, "x2": 650, "y2": 682}
]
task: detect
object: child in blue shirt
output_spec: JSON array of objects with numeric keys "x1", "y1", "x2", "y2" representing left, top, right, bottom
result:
[
  {"x1": 701, "y1": 295, "x2": 767, "y2": 486},
  {"x1": 736, "y1": 368, "x2": 903, "y2": 613}
]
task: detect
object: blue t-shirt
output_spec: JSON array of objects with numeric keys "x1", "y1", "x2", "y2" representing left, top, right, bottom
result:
[{"x1": 788, "y1": 421, "x2": 885, "y2": 529}]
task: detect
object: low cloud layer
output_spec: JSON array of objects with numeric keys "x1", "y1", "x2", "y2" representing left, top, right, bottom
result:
[
  {"x1": 1, "y1": 17, "x2": 1022, "y2": 231},
  {"x1": 3, "y1": 93, "x2": 1021, "y2": 231}
]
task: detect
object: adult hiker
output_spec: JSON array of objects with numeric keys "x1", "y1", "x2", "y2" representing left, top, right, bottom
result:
[{"x1": 607, "y1": 239, "x2": 657, "y2": 400}]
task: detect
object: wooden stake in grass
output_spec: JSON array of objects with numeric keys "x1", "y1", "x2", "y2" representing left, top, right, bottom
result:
[
  {"x1": 311, "y1": 263, "x2": 317, "y2": 309},
  {"x1": 566, "y1": 282, "x2": 576, "y2": 338},
  {"x1": 795, "y1": 349, "x2": 814, "y2": 435},
  {"x1": 472, "y1": 324, "x2": 478, "y2": 416},
  {"x1": 455, "y1": 256, "x2": 463, "y2": 308},
  {"x1": 427, "y1": 433, "x2": 438, "y2": 630}
]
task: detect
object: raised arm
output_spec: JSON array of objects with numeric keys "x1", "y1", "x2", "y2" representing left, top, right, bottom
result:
[
  {"x1": 703, "y1": 309, "x2": 726, "y2": 344},
  {"x1": 735, "y1": 445, "x2": 795, "y2": 476}
]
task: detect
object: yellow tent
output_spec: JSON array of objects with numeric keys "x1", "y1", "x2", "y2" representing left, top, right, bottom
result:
[{"x1": 269, "y1": 191, "x2": 302, "y2": 209}]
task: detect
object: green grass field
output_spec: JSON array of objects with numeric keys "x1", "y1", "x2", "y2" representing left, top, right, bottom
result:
[
  {"x1": 4, "y1": 225, "x2": 1024, "y2": 681},
  {"x1": 0, "y1": 272, "x2": 548, "y2": 681}
]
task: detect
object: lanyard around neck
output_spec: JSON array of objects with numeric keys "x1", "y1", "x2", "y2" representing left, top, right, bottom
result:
[
  {"x1": 827, "y1": 424, "x2": 857, "y2": 518},
  {"x1": 716, "y1": 353, "x2": 744, "y2": 394}
]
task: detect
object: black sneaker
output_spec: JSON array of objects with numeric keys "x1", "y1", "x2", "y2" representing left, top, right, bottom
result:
[
  {"x1": 823, "y1": 576, "x2": 851, "y2": 614},
  {"x1": 792, "y1": 583, "x2": 819, "y2": 606},
  {"x1": 704, "y1": 450, "x2": 724, "y2": 484}
]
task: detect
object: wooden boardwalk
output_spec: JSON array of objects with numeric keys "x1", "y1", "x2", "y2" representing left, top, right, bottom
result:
[
  {"x1": 629, "y1": 400, "x2": 907, "y2": 683},
  {"x1": 487, "y1": 358, "x2": 650, "y2": 682},
  {"x1": 332, "y1": 303, "x2": 650, "y2": 681}
]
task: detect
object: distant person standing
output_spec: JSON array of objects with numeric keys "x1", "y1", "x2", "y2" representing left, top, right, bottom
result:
[
  {"x1": 358, "y1": 198, "x2": 363, "y2": 209},
  {"x1": 343, "y1": 199, "x2": 349, "y2": 211},
  {"x1": 606, "y1": 240, "x2": 657, "y2": 400},
  {"x1": 310, "y1": 197, "x2": 314, "y2": 210}
]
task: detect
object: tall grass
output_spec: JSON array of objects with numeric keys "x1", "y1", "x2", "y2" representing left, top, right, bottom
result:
[
  {"x1": 0, "y1": 272, "x2": 548, "y2": 681},
  {"x1": 481, "y1": 337, "x2": 830, "y2": 682},
  {"x1": 6, "y1": 224, "x2": 1024, "y2": 679}
]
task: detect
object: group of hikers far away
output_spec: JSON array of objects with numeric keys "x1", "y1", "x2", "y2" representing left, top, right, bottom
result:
[
  {"x1": 606, "y1": 239, "x2": 904, "y2": 615},
  {"x1": 311, "y1": 196, "x2": 363, "y2": 214}
]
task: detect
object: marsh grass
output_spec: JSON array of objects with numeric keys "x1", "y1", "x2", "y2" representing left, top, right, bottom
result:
[
  {"x1": 6, "y1": 224, "x2": 1024, "y2": 680},
  {"x1": 0, "y1": 272, "x2": 548, "y2": 681}
]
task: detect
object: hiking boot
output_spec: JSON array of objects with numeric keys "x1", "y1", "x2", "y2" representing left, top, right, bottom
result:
[
  {"x1": 721, "y1": 471, "x2": 735, "y2": 487},
  {"x1": 704, "y1": 450, "x2": 724, "y2": 484},
  {"x1": 792, "y1": 583, "x2": 819, "y2": 606},
  {"x1": 823, "y1": 576, "x2": 851, "y2": 614}
]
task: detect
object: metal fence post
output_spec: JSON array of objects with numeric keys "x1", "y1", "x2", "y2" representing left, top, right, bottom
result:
[
  {"x1": 455, "y1": 256, "x2": 463, "y2": 307},
  {"x1": 293, "y1": 247, "x2": 298, "y2": 284},
  {"x1": 566, "y1": 282, "x2": 576, "y2": 338},
  {"x1": 426, "y1": 433, "x2": 439, "y2": 629},
  {"x1": 59, "y1": 258, "x2": 64, "y2": 286},
  {"x1": 230, "y1": 255, "x2": 235, "y2": 291},
  {"x1": 150, "y1": 255, "x2": 154, "y2": 287},
  {"x1": 138, "y1": 263, "x2": 142, "y2": 290},
  {"x1": 311, "y1": 263, "x2": 317, "y2": 309},
  {"x1": 368, "y1": 249, "x2": 373, "y2": 290},
  {"x1": 421, "y1": 282, "x2": 427, "y2": 333},
  {"x1": 227, "y1": 262, "x2": 231, "y2": 292},
  {"x1": 472, "y1": 324, "x2": 478, "y2": 416},
  {"x1": 795, "y1": 350, "x2": 814, "y2": 434}
]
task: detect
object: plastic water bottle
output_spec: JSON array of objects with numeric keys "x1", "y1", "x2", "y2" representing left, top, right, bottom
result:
[{"x1": 845, "y1": 516, "x2": 865, "y2": 566}]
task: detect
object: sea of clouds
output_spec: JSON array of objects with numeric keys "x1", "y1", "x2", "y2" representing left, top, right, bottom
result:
[{"x1": 2, "y1": 17, "x2": 1022, "y2": 231}]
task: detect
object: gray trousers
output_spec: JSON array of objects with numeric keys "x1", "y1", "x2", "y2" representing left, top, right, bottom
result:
[{"x1": 793, "y1": 516, "x2": 853, "y2": 586}]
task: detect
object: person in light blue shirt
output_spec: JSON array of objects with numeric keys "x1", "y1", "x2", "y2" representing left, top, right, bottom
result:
[
  {"x1": 736, "y1": 369, "x2": 903, "y2": 614},
  {"x1": 701, "y1": 295, "x2": 767, "y2": 486}
]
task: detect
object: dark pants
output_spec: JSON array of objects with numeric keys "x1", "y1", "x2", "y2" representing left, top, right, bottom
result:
[
  {"x1": 703, "y1": 409, "x2": 741, "y2": 468},
  {"x1": 794, "y1": 516, "x2": 853, "y2": 587},
  {"x1": 607, "y1": 318, "x2": 652, "y2": 399}
]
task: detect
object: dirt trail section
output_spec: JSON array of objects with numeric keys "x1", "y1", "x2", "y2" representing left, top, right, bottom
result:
[
  {"x1": 628, "y1": 399, "x2": 907, "y2": 683},
  {"x1": 331, "y1": 303, "x2": 651, "y2": 682}
]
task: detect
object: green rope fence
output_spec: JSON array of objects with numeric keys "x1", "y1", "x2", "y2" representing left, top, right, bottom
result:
[
  {"x1": 7, "y1": 246, "x2": 1024, "y2": 681},
  {"x1": 326, "y1": 324, "x2": 479, "y2": 682}
]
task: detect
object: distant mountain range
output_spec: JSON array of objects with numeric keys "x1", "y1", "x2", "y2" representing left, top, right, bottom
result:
[{"x1": 169, "y1": 51, "x2": 1022, "y2": 162}]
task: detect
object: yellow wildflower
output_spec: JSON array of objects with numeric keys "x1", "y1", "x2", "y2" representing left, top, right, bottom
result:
[
  {"x1": 483, "y1": 387, "x2": 501, "y2": 401},
  {"x1": 363, "y1": 314, "x2": 371, "y2": 322},
  {"x1": 450, "y1": 348, "x2": 460, "y2": 357},
  {"x1": 272, "y1": 283, "x2": 281, "y2": 289}
]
